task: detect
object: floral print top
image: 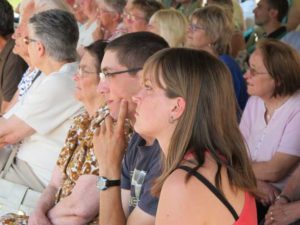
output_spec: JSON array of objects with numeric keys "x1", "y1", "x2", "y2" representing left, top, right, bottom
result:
[{"x1": 55, "y1": 106, "x2": 109, "y2": 225}]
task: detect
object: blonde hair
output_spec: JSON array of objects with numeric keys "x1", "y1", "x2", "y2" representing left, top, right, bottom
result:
[
  {"x1": 192, "y1": 5, "x2": 233, "y2": 55},
  {"x1": 149, "y1": 9, "x2": 188, "y2": 47}
]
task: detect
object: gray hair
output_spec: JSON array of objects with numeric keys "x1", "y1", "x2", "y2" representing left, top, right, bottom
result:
[
  {"x1": 101, "y1": 0, "x2": 126, "y2": 14},
  {"x1": 34, "y1": 0, "x2": 71, "y2": 13},
  {"x1": 29, "y1": 9, "x2": 78, "y2": 61}
]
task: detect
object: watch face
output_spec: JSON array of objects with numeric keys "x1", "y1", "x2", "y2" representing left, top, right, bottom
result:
[{"x1": 97, "y1": 177, "x2": 108, "y2": 191}]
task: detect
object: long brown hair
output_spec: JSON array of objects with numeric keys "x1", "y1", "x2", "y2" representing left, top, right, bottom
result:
[{"x1": 144, "y1": 48, "x2": 257, "y2": 196}]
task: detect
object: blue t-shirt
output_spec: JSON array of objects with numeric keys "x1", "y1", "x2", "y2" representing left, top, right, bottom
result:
[
  {"x1": 220, "y1": 55, "x2": 248, "y2": 110},
  {"x1": 121, "y1": 132, "x2": 162, "y2": 216}
]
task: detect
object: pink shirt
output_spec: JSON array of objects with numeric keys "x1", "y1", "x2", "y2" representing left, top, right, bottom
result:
[{"x1": 239, "y1": 92, "x2": 300, "y2": 189}]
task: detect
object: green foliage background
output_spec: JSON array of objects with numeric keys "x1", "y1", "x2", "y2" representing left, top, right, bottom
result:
[{"x1": 8, "y1": 0, "x2": 21, "y2": 10}]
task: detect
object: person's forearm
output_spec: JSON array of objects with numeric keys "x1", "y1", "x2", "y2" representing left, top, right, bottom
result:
[
  {"x1": 291, "y1": 201, "x2": 300, "y2": 220},
  {"x1": 1, "y1": 101, "x2": 10, "y2": 115},
  {"x1": 48, "y1": 214, "x2": 88, "y2": 225},
  {"x1": 282, "y1": 164, "x2": 300, "y2": 201},
  {"x1": 99, "y1": 187, "x2": 126, "y2": 225},
  {"x1": 48, "y1": 186, "x2": 99, "y2": 225},
  {"x1": 35, "y1": 185, "x2": 57, "y2": 213},
  {"x1": 48, "y1": 198, "x2": 93, "y2": 225},
  {"x1": 253, "y1": 161, "x2": 290, "y2": 182},
  {"x1": 52, "y1": 217, "x2": 89, "y2": 225},
  {"x1": 99, "y1": 165, "x2": 126, "y2": 225}
]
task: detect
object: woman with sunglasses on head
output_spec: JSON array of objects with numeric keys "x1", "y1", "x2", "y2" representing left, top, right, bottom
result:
[
  {"x1": 240, "y1": 39, "x2": 300, "y2": 223},
  {"x1": 132, "y1": 47, "x2": 258, "y2": 225}
]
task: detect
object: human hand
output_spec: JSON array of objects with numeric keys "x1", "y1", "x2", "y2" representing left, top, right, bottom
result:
[
  {"x1": 28, "y1": 210, "x2": 53, "y2": 225},
  {"x1": 92, "y1": 21, "x2": 105, "y2": 41},
  {"x1": 93, "y1": 99, "x2": 129, "y2": 178},
  {"x1": 257, "y1": 180, "x2": 280, "y2": 206},
  {"x1": 265, "y1": 201, "x2": 300, "y2": 225}
]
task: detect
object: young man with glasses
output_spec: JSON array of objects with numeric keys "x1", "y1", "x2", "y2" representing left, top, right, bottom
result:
[{"x1": 93, "y1": 32, "x2": 169, "y2": 225}]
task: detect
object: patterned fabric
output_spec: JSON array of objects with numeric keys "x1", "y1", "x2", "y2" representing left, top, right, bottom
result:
[
  {"x1": 17, "y1": 68, "x2": 40, "y2": 99},
  {"x1": 0, "y1": 106, "x2": 109, "y2": 225},
  {"x1": 55, "y1": 106, "x2": 109, "y2": 225},
  {"x1": 106, "y1": 23, "x2": 127, "y2": 42},
  {"x1": 56, "y1": 107, "x2": 109, "y2": 202},
  {"x1": 0, "y1": 214, "x2": 27, "y2": 225}
]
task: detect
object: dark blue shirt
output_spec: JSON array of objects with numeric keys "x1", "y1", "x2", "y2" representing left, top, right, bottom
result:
[
  {"x1": 121, "y1": 132, "x2": 162, "y2": 216},
  {"x1": 220, "y1": 54, "x2": 248, "y2": 110}
]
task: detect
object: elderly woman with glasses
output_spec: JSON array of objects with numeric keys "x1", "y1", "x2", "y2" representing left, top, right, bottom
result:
[
  {"x1": 0, "y1": 40, "x2": 108, "y2": 225},
  {"x1": 240, "y1": 39, "x2": 300, "y2": 223},
  {"x1": 123, "y1": 0, "x2": 163, "y2": 33},
  {"x1": 186, "y1": 5, "x2": 248, "y2": 110},
  {"x1": 93, "y1": 0, "x2": 127, "y2": 42}
]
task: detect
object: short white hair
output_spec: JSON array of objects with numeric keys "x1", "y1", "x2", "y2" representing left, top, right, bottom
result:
[{"x1": 34, "y1": 0, "x2": 71, "y2": 13}]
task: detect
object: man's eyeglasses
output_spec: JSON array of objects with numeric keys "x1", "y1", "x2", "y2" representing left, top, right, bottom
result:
[
  {"x1": 122, "y1": 10, "x2": 145, "y2": 22},
  {"x1": 99, "y1": 67, "x2": 143, "y2": 82},
  {"x1": 247, "y1": 67, "x2": 269, "y2": 77},
  {"x1": 188, "y1": 23, "x2": 206, "y2": 32},
  {"x1": 23, "y1": 36, "x2": 37, "y2": 45}
]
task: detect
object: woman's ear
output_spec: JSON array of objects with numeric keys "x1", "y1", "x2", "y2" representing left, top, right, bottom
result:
[{"x1": 171, "y1": 97, "x2": 186, "y2": 120}]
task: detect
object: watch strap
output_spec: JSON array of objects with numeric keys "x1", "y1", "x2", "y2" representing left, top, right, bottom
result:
[
  {"x1": 97, "y1": 176, "x2": 120, "y2": 191},
  {"x1": 107, "y1": 179, "x2": 121, "y2": 187}
]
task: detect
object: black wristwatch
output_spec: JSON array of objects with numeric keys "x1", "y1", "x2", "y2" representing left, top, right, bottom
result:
[{"x1": 97, "y1": 176, "x2": 120, "y2": 191}]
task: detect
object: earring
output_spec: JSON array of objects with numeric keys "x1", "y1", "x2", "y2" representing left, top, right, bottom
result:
[{"x1": 168, "y1": 116, "x2": 175, "y2": 124}]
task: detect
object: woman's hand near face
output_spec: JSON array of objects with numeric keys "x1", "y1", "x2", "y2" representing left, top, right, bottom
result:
[{"x1": 93, "y1": 100, "x2": 128, "y2": 178}]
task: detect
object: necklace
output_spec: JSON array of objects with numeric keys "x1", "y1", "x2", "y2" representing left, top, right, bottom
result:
[{"x1": 264, "y1": 96, "x2": 290, "y2": 122}]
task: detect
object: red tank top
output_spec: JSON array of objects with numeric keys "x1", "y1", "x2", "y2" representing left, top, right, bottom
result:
[
  {"x1": 234, "y1": 192, "x2": 257, "y2": 225},
  {"x1": 178, "y1": 165, "x2": 257, "y2": 225}
]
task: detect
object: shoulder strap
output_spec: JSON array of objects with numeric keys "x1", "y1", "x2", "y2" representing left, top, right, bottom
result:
[{"x1": 178, "y1": 165, "x2": 239, "y2": 221}]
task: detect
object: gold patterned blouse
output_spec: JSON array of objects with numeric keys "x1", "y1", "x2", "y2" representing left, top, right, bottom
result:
[
  {"x1": 0, "y1": 105, "x2": 132, "y2": 225},
  {"x1": 55, "y1": 106, "x2": 109, "y2": 225}
]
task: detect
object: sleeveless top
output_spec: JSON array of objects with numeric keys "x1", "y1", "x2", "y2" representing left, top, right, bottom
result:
[{"x1": 178, "y1": 166, "x2": 257, "y2": 225}]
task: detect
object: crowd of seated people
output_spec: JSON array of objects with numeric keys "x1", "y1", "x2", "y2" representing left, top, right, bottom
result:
[{"x1": 0, "y1": 0, "x2": 299, "y2": 224}]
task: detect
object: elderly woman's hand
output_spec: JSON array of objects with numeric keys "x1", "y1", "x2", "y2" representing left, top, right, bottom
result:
[
  {"x1": 93, "y1": 100, "x2": 128, "y2": 178},
  {"x1": 265, "y1": 201, "x2": 300, "y2": 225},
  {"x1": 257, "y1": 180, "x2": 280, "y2": 206},
  {"x1": 28, "y1": 209, "x2": 53, "y2": 225},
  {"x1": 92, "y1": 22, "x2": 105, "y2": 42}
]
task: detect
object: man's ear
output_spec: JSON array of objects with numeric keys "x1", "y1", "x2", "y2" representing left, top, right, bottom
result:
[
  {"x1": 171, "y1": 97, "x2": 186, "y2": 120},
  {"x1": 36, "y1": 41, "x2": 45, "y2": 57},
  {"x1": 269, "y1": 8, "x2": 279, "y2": 20}
]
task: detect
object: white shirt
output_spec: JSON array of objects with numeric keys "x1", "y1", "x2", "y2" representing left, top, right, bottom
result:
[
  {"x1": 14, "y1": 62, "x2": 83, "y2": 185},
  {"x1": 77, "y1": 20, "x2": 98, "y2": 48}
]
